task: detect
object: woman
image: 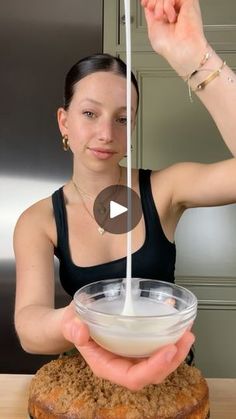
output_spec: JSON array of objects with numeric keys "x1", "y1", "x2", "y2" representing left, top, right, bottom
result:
[{"x1": 14, "y1": 0, "x2": 236, "y2": 391}]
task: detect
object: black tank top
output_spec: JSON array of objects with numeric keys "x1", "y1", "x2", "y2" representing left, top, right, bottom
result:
[{"x1": 52, "y1": 169, "x2": 176, "y2": 297}]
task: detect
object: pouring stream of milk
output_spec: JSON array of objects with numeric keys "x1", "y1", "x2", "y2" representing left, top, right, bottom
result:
[{"x1": 121, "y1": 0, "x2": 135, "y2": 316}]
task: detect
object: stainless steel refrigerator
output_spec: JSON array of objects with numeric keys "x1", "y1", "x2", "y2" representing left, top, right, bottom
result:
[{"x1": 0, "y1": 0, "x2": 103, "y2": 373}]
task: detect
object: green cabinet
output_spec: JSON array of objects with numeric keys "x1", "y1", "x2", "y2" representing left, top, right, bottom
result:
[
  {"x1": 104, "y1": 0, "x2": 236, "y2": 52},
  {"x1": 103, "y1": 0, "x2": 236, "y2": 377}
]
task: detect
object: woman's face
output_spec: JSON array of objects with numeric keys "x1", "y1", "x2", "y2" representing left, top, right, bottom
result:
[{"x1": 58, "y1": 71, "x2": 138, "y2": 170}]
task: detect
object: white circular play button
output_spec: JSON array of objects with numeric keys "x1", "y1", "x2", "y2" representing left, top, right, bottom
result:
[
  {"x1": 93, "y1": 185, "x2": 142, "y2": 234},
  {"x1": 110, "y1": 201, "x2": 128, "y2": 219}
]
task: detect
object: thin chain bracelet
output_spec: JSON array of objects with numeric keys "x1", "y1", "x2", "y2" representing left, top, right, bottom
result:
[
  {"x1": 183, "y1": 48, "x2": 212, "y2": 102},
  {"x1": 181, "y1": 48, "x2": 235, "y2": 102},
  {"x1": 187, "y1": 61, "x2": 235, "y2": 102},
  {"x1": 184, "y1": 50, "x2": 212, "y2": 83}
]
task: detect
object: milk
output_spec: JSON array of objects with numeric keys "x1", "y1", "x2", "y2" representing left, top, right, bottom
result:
[
  {"x1": 88, "y1": 297, "x2": 182, "y2": 357},
  {"x1": 90, "y1": 298, "x2": 178, "y2": 317},
  {"x1": 122, "y1": 0, "x2": 135, "y2": 316}
]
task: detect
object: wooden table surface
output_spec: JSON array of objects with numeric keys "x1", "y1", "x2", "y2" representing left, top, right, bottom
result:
[{"x1": 0, "y1": 374, "x2": 235, "y2": 418}]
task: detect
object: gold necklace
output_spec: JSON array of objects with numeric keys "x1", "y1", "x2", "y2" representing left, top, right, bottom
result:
[
  {"x1": 72, "y1": 182, "x2": 93, "y2": 201},
  {"x1": 72, "y1": 167, "x2": 122, "y2": 235}
]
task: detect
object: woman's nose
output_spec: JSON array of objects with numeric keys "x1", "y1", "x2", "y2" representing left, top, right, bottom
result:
[{"x1": 97, "y1": 119, "x2": 114, "y2": 143}]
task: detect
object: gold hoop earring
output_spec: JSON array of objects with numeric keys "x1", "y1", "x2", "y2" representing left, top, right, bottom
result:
[{"x1": 62, "y1": 135, "x2": 70, "y2": 151}]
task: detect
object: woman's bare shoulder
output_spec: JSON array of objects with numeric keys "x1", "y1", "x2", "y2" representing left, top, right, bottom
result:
[{"x1": 14, "y1": 195, "x2": 55, "y2": 239}]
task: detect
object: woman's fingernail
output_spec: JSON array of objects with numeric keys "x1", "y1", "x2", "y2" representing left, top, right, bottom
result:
[{"x1": 165, "y1": 348, "x2": 177, "y2": 363}]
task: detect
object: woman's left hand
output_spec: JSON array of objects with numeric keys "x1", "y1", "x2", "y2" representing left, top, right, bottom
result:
[
  {"x1": 77, "y1": 330, "x2": 194, "y2": 390},
  {"x1": 62, "y1": 304, "x2": 195, "y2": 391},
  {"x1": 141, "y1": 0, "x2": 208, "y2": 77}
]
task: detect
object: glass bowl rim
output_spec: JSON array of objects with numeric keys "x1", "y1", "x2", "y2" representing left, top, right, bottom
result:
[{"x1": 73, "y1": 278, "x2": 198, "y2": 319}]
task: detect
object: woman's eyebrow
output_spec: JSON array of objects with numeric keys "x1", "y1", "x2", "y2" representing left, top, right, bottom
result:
[
  {"x1": 79, "y1": 98, "x2": 102, "y2": 106},
  {"x1": 79, "y1": 99, "x2": 135, "y2": 113}
]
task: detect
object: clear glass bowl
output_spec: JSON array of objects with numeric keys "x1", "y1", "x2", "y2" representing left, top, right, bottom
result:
[{"x1": 73, "y1": 278, "x2": 197, "y2": 357}]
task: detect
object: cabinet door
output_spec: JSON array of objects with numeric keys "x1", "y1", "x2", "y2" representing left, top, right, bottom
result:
[
  {"x1": 177, "y1": 278, "x2": 236, "y2": 378},
  {"x1": 104, "y1": 0, "x2": 236, "y2": 52}
]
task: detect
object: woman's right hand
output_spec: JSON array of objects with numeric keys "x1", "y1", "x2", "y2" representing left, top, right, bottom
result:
[
  {"x1": 141, "y1": 0, "x2": 207, "y2": 77},
  {"x1": 61, "y1": 302, "x2": 195, "y2": 391}
]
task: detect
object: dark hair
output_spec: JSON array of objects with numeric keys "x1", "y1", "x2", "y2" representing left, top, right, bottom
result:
[{"x1": 63, "y1": 53, "x2": 139, "y2": 111}]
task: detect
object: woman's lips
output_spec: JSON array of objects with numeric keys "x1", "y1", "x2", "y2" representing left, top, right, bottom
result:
[{"x1": 88, "y1": 147, "x2": 116, "y2": 160}]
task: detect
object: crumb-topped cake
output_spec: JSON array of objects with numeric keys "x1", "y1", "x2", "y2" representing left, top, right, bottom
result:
[{"x1": 28, "y1": 354, "x2": 210, "y2": 419}]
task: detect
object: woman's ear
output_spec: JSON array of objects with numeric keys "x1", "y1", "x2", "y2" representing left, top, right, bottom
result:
[{"x1": 57, "y1": 107, "x2": 68, "y2": 136}]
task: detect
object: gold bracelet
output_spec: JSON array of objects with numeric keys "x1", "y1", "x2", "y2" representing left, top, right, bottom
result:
[
  {"x1": 188, "y1": 51, "x2": 212, "y2": 81},
  {"x1": 184, "y1": 48, "x2": 212, "y2": 102},
  {"x1": 193, "y1": 61, "x2": 226, "y2": 92},
  {"x1": 184, "y1": 48, "x2": 212, "y2": 82}
]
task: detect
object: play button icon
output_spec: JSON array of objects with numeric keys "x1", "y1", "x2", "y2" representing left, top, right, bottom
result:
[
  {"x1": 93, "y1": 185, "x2": 142, "y2": 234},
  {"x1": 110, "y1": 201, "x2": 128, "y2": 219}
]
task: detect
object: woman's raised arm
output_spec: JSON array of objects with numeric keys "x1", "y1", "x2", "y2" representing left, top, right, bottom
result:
[{"x1": 141, "y1": 0, "x2": 236, "y2": 156}]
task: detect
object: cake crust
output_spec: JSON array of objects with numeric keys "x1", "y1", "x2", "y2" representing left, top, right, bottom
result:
[{"x1": 28, "y1": 354, "x2": 210, "y2": 419}]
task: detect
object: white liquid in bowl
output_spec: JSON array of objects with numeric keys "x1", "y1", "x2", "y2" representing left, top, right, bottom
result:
[
  {"x1": 86, "y1": 297, "x2": 185, "y2": 357},
  {"x1": 89, "y1": 298, "x2": 177, "y2": 316}
]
